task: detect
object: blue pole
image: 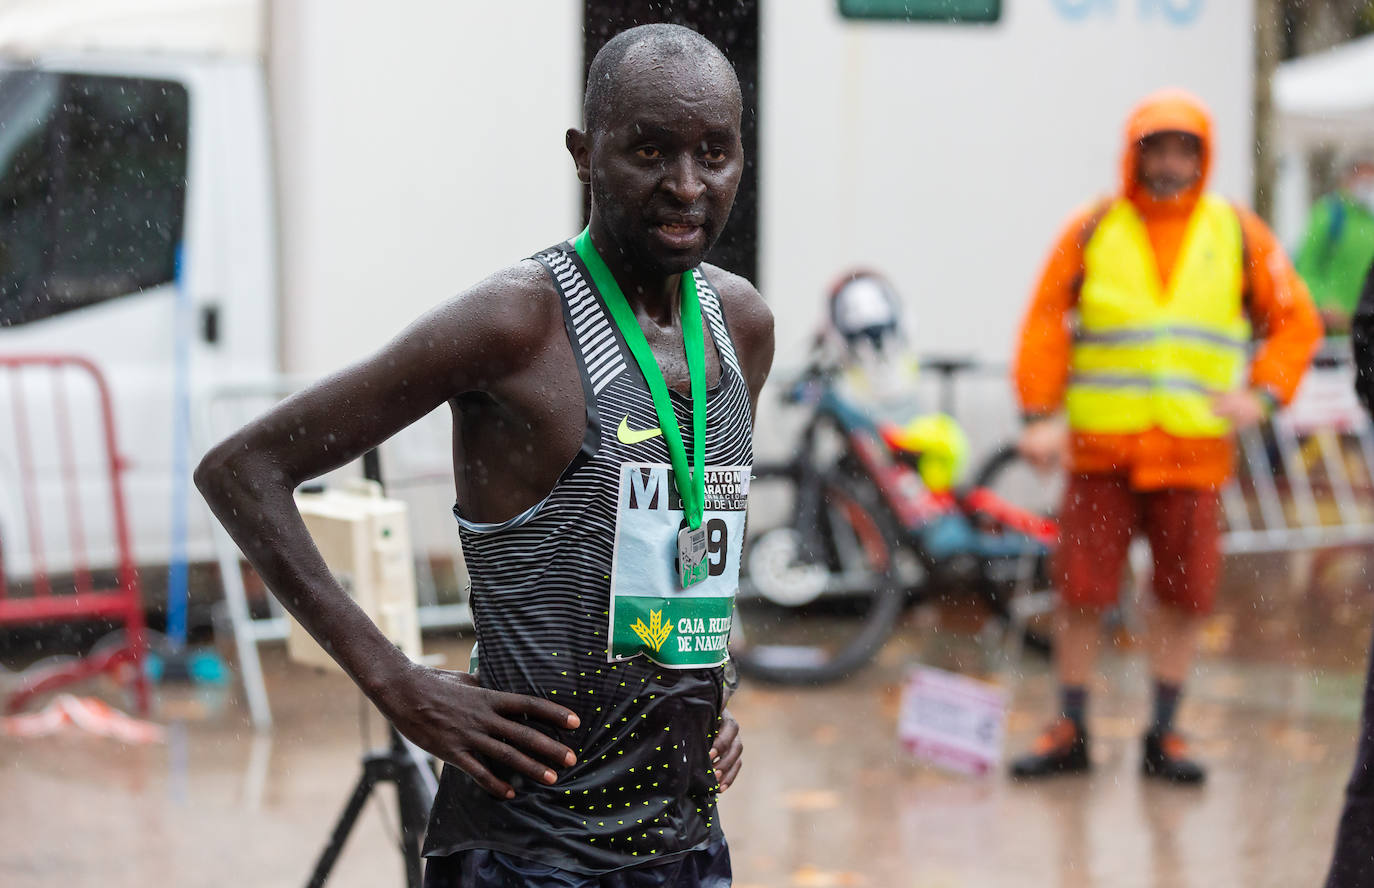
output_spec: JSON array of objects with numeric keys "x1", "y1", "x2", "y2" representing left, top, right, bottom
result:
[{"x1": 166, "y1": 244, "x2": 191, "y2": 652}]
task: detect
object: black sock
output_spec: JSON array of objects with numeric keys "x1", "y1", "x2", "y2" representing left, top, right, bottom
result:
[
  {"x1": 1152, "y1": 681, "x2": 1182, "y2": 735},
  {"x1": 1061, "y1": 685, "x2": 1087, "y2": 729}
]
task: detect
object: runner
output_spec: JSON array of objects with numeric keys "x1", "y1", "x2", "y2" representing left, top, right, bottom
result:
[{"x1": 196, "y1": 23, "x2": 773, "y2": 887}]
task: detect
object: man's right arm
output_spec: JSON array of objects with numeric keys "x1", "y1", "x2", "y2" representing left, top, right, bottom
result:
[
  {"x1": 1013, "y1": 209, "x2": 1092, "y2": 470},
  {"x1": 195, "y1": 262, "x2": 580, "y2": 797}
]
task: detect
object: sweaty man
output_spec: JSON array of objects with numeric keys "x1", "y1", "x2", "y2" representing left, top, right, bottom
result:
[
  {"x1": 196, "y1": 24, "x2": 773, "y2": 887},
  {"x1": 1010, "y1": 89, "x2": 1320, "y2": 784}
]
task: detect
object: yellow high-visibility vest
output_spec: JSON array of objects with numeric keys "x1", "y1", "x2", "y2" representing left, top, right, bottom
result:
[{"x1": 1066, "y1": 194, "x2": 1249, "y2": 438}]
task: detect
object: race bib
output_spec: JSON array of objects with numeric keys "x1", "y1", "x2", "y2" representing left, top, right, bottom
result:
[{"x1": 608, "y1": 463, "x2": 749, "y2": 668}]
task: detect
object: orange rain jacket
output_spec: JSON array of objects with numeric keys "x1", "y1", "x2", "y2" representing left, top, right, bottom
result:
[{"x1": 1013, "y1": 90, "x2": 1322, "y2": 490}]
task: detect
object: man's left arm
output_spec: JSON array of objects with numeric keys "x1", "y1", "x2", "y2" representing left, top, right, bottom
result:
[
  {"x1": 1215, "y1": 209, "x2": 1323, "y2": 426},
  {"x1": 708, "y1": 266, "x2": 776, "y2": 419}
]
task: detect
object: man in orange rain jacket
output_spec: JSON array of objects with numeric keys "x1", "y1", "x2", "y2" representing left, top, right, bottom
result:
[{"x1": 1009, "y1": 89, "x2": 1321, "y2": 784}]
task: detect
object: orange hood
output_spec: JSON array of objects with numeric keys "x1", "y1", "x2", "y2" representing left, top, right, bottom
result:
[{"x1": 1120, "y1": 88, "x2": 1213, "y2": 209}]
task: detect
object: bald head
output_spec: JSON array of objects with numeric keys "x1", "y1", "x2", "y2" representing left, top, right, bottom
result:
[{"x1": 583, "y1": 24, "x2": 741, "y2": 135}]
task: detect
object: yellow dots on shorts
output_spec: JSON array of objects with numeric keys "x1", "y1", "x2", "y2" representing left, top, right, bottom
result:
[
  {"x1": 617, "y1": 820, "x2": 624, "y2": 825},
  {"x1": 550, "y1": 690, "x2": 557, "y2": 695},
  {"x1": 560, "y1": 671, "x2": 567, "y2": 676}
]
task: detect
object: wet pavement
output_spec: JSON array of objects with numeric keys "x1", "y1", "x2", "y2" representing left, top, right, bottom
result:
[{"x1": 2, "y1": 549, "x2": 1372, "y2": 887}]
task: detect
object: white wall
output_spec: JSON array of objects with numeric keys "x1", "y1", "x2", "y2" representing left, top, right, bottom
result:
[
  {"x1": 271, "y1": 0, "x2": 582, "y2": 376},
  {"x1": 761, "y1": 0, "x2": 1255, "y2": 372}
]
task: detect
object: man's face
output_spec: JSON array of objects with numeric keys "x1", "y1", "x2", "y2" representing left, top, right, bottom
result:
[
  {"x1": 576, "y1": 50, "x2": 743, "y2": 276},
  {"x1": 1136, "y1": 131, "x2": 1203, "y2": 200}
]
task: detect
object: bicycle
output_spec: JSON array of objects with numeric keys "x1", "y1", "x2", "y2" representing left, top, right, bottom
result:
[{"x1": 730, "y1": 359, "x2": 1059, "y2": 685}]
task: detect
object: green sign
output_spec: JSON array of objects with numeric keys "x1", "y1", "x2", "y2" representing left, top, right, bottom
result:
[
  {"x1": 611, "y1": 596, "x2": 733, "y2": 668},
  {"x1": 839, "y1": 0, "x2": 1000, "y2": 22}
]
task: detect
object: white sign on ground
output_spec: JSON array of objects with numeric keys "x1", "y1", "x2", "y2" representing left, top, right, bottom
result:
[{"x1": 898, "y1": 665, "x2": 1007, "y2": 777}]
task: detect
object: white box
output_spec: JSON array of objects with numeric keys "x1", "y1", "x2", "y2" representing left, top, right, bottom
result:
[{"x1": 287, "y1": 482, "x2": 422, "y2": 671}]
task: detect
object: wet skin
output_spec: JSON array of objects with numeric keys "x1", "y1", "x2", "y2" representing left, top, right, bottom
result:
[{"x1": 195, "y1": 43, "x2": 773, "y2": 800}]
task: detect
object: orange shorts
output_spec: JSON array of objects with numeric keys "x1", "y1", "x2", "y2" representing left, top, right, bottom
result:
[{"x1": 1055, "y1": 473, "x2": 1222, "y2": 615}]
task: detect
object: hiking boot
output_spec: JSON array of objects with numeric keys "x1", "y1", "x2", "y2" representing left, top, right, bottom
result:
[
  {"x1": 1141, "y1": 730, "x2": 1206, "y2": 785},
  {"x1": 1009, "y1": 717, "x2": 1090, "y2": 778}
]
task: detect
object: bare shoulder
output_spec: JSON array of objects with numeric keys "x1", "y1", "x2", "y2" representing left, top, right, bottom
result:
[
  {"x1": 702, "y1": 263, "x2": 773, "y2": 350},
  {"x1": 418, "y1": 258, "x2": 564, "y2": 383},
  {"x1": 445, "y1": 259, "x2": 561, "y2": 351},
  {"x1": 701, "y1": 263, "x2": 775, "y2": 402}
]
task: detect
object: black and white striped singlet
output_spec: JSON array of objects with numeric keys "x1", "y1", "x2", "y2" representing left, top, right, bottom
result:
[{"x1": 422, "y1": 240, "x2": 754, "y2": 874}]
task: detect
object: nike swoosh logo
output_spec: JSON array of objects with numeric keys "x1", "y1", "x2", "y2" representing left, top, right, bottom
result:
[{"x1": 617, "y1": 416, "x2": 662, "y2": 445}]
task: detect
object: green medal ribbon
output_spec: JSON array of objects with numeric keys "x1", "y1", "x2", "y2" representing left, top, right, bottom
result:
[{"x1": 573, "y1": 227, "x2": 706, "y2": 532}]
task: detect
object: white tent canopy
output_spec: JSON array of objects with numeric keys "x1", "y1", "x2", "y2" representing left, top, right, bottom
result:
[
  {"x1": 1273, "y1": 35, "x2": 1374, "y2": 244},
  {"x1": 1276, "y1": 32, "x2": 1374, "y2": 150}
]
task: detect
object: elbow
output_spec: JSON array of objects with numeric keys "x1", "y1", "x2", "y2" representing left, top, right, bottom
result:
[{"x1": 194, "y1": 437, "x2": 254, "y2": 510}]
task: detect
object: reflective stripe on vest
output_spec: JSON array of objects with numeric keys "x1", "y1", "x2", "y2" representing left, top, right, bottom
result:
[{"x1": 1066, "y1": 194, "x2": 1248, "y2": 438}]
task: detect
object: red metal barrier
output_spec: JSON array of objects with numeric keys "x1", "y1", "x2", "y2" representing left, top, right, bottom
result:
[{"x1": 0, "y1": 355, "x2": 148, "y2": 715}]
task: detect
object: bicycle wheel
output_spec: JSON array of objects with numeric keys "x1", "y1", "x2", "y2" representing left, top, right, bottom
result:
[
  {"x1": 730, "y1": 462, "x2": 908, "y2": 685},
  {"x1": 964, "y1": 444, "x2": 1059, "y2": 655}
]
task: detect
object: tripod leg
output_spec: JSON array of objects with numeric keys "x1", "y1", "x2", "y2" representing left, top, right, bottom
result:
[{"x1": 306, "y1": 768, "x2": 379, "y2": 888}]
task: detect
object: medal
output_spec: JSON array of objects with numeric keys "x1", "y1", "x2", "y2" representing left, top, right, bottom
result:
[
  {"x1": 678, "y1": 524, "x2": 709, "y2": 587},
  {"x1": 574, "y1": 228, "x2": 708, "y2": 588}
]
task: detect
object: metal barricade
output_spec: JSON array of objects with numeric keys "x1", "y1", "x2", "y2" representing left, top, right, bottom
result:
[
  {"x1": 1223, "y1": 340, "x2": 1374, "y2": 553},
  {"x1": 196, "y1": 379, "x2": 472, "y2": 731},
  {"x1": 0, "y1": 355, "x2": 149, "y2": 714}
]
